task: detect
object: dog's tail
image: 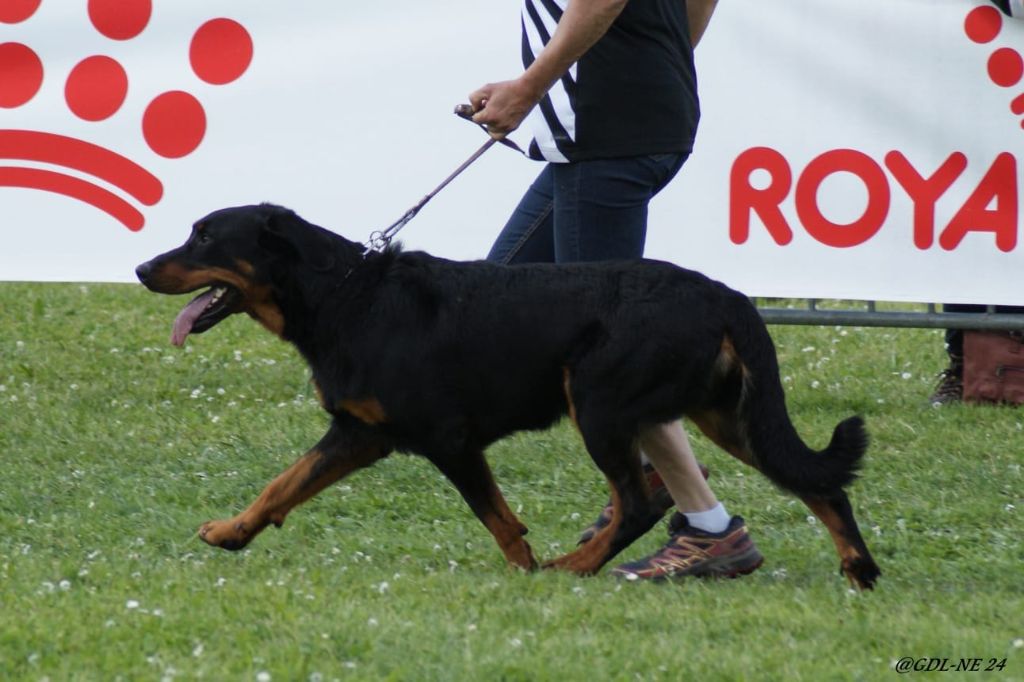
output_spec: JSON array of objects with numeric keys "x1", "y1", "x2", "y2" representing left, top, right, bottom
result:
[{"x1": 725, "y1": 296, "x2": 868, "y2": 497}]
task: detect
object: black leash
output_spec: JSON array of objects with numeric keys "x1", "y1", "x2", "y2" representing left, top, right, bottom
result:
[{"x1": 364, "y1": 105, "x2": 525, "y2": 252}]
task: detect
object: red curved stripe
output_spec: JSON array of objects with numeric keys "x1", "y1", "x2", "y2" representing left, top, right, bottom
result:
[
  {"x1": 0, "y1": 130, "x2": 162, "y2": 205},
  {"x1": 0, "y1": 166, "x2": 145, "y2": 231}
]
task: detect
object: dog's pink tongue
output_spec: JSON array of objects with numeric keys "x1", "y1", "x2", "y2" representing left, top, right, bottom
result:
[{"x1": 170, "y1": 290, "x2": 214, "y2": 347}]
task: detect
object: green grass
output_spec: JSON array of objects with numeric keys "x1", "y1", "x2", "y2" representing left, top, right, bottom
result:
[{"x1": 1, "y1": 282, "x2": 1021, "y2": 681}]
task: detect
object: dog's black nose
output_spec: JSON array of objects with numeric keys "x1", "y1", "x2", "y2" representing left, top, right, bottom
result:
[{"x1": 135, "y1": 261, "x2": 152, "y2": 283}]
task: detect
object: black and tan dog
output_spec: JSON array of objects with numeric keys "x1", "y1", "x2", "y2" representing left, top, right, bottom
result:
[{"x1": 136, "y1": 203, "x2": 880, "y2": 589}]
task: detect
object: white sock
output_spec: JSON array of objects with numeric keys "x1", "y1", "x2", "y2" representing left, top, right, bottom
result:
[{"x1": 684, "y1": 503, "x2": 731, "y2": 534}]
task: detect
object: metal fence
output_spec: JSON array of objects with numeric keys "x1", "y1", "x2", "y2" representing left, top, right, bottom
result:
[{"x1": 756, "y1": 301, "x2": 1024, "y2": 330}]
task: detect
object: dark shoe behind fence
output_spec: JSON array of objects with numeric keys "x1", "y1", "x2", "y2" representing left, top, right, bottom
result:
[{"x1": 930, "y1": 354, "x2": 964, "y2": 406}]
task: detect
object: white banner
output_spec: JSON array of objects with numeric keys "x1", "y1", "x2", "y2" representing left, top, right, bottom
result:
[{"x1": 1, "y1": 0, "x2": 1022, "y2": 305}]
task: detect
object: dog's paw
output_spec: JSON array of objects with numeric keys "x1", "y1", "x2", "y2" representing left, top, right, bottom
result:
[
  {"x1": 198, "y1": 518, "x2": 253, "y2": 551},
  {"x1": 841, "y1": 557, "x2": 881, "y2": 591},
  {"x1": 541, "y1": 549, "x2": 602, "y2": 576}
]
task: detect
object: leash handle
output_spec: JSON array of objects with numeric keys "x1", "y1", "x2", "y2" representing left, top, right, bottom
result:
[{"x1": 454, "y1": 104, "x2": 527, "y2": 155}]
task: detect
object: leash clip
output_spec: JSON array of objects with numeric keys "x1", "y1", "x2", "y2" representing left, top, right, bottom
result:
[
  {"x1": 365, "y1": 205, "x2": 420, "y2": 253},
  {"x1": 365, "y1": 231, "x2": 390, "y2": 253}
]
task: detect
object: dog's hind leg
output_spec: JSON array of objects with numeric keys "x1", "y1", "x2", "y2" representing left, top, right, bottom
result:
[
  {"x1": 544, "y1": 430, "x2": 662, "y2": 575},
  {"x1": 432, "y1": 452, "x2": 538, "y2": 571},
  {"x1": 199, "y1": 421, "x2": 390, "y2": 551},
  {"x1": 690, "y1": 411, "x2": 881, "y2": 590},
  {"x1": 544, "y1": 374, "x2": 663, "y2": 574},
  {"x1": 800, "y1": 492, "x2": 881, "y2": 590}
]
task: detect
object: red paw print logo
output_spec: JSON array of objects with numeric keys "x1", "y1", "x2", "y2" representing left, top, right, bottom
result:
[
  {"x1": 0, "y1": 0, "x2": 253, "y2": 230},
  {"x1": 965, "y1": 4, "x2": 1024, "y2": 128}
]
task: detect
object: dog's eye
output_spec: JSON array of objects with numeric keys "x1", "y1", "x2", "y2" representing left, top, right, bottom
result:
[{"x1": 196, "y1": 231, "x2": 211, "y2": 245}]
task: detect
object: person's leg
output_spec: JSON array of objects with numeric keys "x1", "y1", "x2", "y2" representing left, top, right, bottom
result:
[
  {"x1": 640, "y1": 422, "x2": 722, "y2": 522},
  {"x1": 487, "y1": 165, "x2": 556, "y2": 265},
  {"x1": 549, "y1": 154, "x2": 748, "y2": 544},
  {"x1": 550, "y1": 153, "x2": 685, "y2": 262},
  {"x1": 612, "y1": 422, "x2": 761, "y2": 582}
]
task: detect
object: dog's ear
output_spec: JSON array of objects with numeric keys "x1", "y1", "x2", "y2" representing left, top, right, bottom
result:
[{"x1": 257, "y1": 206, "x2": 336, "y2": 272}]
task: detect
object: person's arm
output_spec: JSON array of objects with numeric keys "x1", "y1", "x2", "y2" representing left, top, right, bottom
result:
[
  {"x1": 686, "y1": 0, "x2": 718, "y2": 47},
  {"x1": 469, "y1": 0, "x2": 628, "y2": 137}
]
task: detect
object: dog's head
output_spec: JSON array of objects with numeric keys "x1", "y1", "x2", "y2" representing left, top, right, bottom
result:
[{"x1": 136, "y1": 203, "x2": 357, "y2": 346}]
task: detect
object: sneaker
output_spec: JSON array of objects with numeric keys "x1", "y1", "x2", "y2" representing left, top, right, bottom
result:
[
  {"x1": 610, "y1": 514, "x2": 763, "y2": 581},
  {"x1": 929, "y1": 355, "x2": 964, "y2": 406},
  {"x1": 577, "y1": 462, "x2": 710, "y2": 545}
]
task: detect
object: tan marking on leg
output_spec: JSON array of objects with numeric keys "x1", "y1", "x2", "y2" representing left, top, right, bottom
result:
[
  {"x1": 802, "y1": 496, "x2": 864, "y2": 587},
  {"x1": 339, "y1": 398, "x2": 387, "y2": 425},
  {"x1": 690, "y1": 411, "x2": 755, "y2": 467},
  {"x1": 444, "y1": 454, "x2": 538, "y2": 570},
  {"x1": 715, "y1": 334, "x2": 750, "y2": 381},
  {"x1": 544, "y1": 477, "x2": 622, "y2": 575},
  {"x1": 562, "y1": 367, "x2": 579, "y2": 429},
  {"x1": 199, "y1": 442, "x2": 386, "y2": 550},
  {"x1": 479, "y1": 499, "x2": 537, "y2": 571}
]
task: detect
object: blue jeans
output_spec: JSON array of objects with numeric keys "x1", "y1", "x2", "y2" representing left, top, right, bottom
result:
[{"x1": 487, "y1": 153, "x2": 688, "y2": 264}]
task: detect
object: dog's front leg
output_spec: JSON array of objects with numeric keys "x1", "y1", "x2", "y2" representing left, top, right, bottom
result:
[
  {"x1": 432, "y1": 452, "x2": 538, "y2": 571},
  {"x1": 199, "y1": 422, "x2": 390, "y2": 551}
]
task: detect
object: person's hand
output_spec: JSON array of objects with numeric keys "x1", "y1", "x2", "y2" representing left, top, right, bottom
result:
[{"x1": 468, "y1": 78, "x2": 542, "y2": 139}]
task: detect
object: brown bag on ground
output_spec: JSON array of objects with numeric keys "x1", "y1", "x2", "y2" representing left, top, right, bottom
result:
[{"x1": 962, "y1": 330, "x2": 1024, "y2": 405}]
